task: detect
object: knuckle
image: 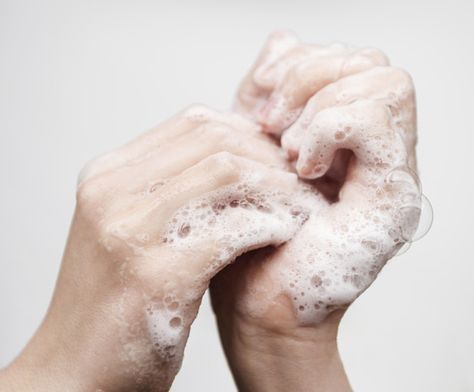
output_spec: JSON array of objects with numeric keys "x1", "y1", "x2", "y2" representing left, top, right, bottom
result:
[
  {"x1": 287, "y1": 63, "x2": 306, "y2": 85},
  {"x1": 209, "y1": 150, "x2": 234, "y2": 164},
  {"x1": 75, "y1": 184, "x2": 115, "y2": 246},
  {"x1": 77, "y1": 156, "x2": 101, "y2": 185},
  {"x1": 193, "y1": 122, "x2": 236, "y2": 151},
  {"x1": 203, "y1": 122, "x2": 234, "y2": 138},
  {"x1": 182, "y1": 104, "x2": 218, "y2": 123},
  {"x1": 360, "y1": 100, "x2": 392, "y2": 126},
  {"x1": 358, "y1": 47, "x2": 390, "y2": 65},
  {"x1": 76, "y1": 149, "x2": 120, "y2": 186},
  {"x1": 94, "y1": 219, "x2": 112, "y2": 244},
  {"x1": 208, "y1": 151, "x2": 243, "y2": 173},
  {"x1": 388, "y1": 67, "x2": 415, "y2": 91},
  {"x1": 75, "y1": 178, "x2": 104, "y2": 216}
]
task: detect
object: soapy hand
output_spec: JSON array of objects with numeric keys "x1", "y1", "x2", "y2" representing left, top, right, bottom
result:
[
  {"x1": 0, "y1": 32, "x2": 424, "y2": 392},
  {"x1": 209, "y1": 32, "x2": 422, "y2": 392},
  {"x1": 235, "y1": 31, "x2": 389, "y2": 135},
  {"x1": 212, "y1": 31, "x2": 421, "y2": 334},
  {"x1": 0, "y1": 106, "x2": 310, "y2": 392}
]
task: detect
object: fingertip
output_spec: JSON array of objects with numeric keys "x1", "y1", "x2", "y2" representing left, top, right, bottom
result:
[
  {"x1": 258, "y1": 93, "x2": 303, "y2": 136},
  {"x1": 296, "y1": 161, "x2": 312, "y2": 177},
  {"x1": 281, "y1": 112, "x2": 310, "y2": 156},
  {"x1": 296, "y1": 156, "x2": 329, "y2": 179},
  {"x1": 281, "y1": 130, "x2": 302, "y2": 162},
  {"x1": 285, "y1": 147, "x2": 299, "y2": 161}
]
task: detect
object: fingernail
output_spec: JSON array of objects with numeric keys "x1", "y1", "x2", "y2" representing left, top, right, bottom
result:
[{"x1": 298, "y1": 163, "x2": 328, "y2": 179}]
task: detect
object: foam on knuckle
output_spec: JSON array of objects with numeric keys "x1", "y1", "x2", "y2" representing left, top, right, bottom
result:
[{"x1": 182, "y1": 104, "x2": 218, "y2": 123}]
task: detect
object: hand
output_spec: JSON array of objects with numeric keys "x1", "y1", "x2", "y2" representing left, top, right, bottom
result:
[
  {"x1": 234, "y1": 30, "x2": 389, "y2": 134},
  {"x1": 0, "y1": 105, "x2": 308, "y2": 392},
  {"x1": 211, "y1": 33, "x2": 421, "y2": 392}
]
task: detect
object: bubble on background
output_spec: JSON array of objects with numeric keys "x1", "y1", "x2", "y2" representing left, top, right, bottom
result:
[{"x1": 396, "y1": 193, "x2": 433, "y2": 256}]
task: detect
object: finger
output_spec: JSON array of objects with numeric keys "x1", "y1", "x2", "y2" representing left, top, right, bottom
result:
[
  {"x1": 181, "y1": 105, "x2": 263, "y2": 135},
  {"x1": 253, "y1": 42, "x2": 351, "y2": 91},
  {"x1": 156, "y1": 156, "x2": 307, "y2": 278},
  {"x1": 297, "y1": 99, "x2": 421, "y2": 242},
  {"x1": 252, "y1": 44, "x2": 317, "y2": 90},
  {"x1": 127, "y1": 120, "x2": 289, "y2": 193},
  {"x1": 77, "y1": 107, "x2": 191, "y2": 185},
  {"x1": 282, "y1": 66, "x2": 416, "y2": 168},
  {"x1": 234, "y1": 30, "x2": 300, "y2": 118},
  {"x1": 258, "y1": 47, "x2": 389, "y2": 135},
  {"x1": 82, "y1": 119, "x2": 290, "y2": 207},
  {"x1": 295, "y1": 100, "x2": 407, "y2": 180},
  {"x1": 110, "y1": 152, "x2": 304, "y2": 256},
  {"x1": 248, "y1": 44, "x2": 349, "y2": 133},
  {"x1": 78, "y1": 105, "x2": 261, "y2": 185},
  {"x1": 104, "y1": 152, "x2": 246, "y2": 241}
]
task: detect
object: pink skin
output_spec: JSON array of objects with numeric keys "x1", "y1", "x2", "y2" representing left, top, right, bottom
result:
[
  {"x1": 211, "y1": 33, "x2": 420, "y2": 392},
  {"x1": 234, "y1": 31, "x2": 389, "y2": 135},
  {"x1": 283, "y1": 66, "x2": 418, "y2": 171},
  {"x1": 224, "y1": 32, "x2": 420, "y2": 326},
  {"x1": 0, "y1": 105, "x2": 308, "y2": 392},
  {"x1": 0, "y1": 32, "x2": 421, "y2": 392}
]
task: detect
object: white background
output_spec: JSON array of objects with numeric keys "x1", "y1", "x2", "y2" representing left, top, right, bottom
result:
[{"x1": 1, "y1": 0, "x2": 473, "y2": 391}]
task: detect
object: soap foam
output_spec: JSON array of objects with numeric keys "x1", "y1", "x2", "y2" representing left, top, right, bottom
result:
[
  {"x1": 277, "y1": 166, "x2": 421, "y2": 324},
  {"x1": 276, "y1": 97, "x2": 422, "y2": 323},
  {"x1": 142, "y1": 171, "x2": 323, "y2": 362},
  {"x1": 232, "y1": 39, "x2": 424, "y2": 325},
  {"x1": 144, "y1": 93, "x2": 423, "y2": 336}
]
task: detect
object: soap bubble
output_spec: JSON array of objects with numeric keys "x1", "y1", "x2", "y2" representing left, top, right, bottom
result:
[
  {"x1": 395, "y1": 194, "x2": 433, "y2": 256},
  {"x1": 411, "y1": 194, "x2": 433, "y2": 241}
]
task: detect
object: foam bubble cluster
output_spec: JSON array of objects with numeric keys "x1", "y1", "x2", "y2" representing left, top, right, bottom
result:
[
  {"x1": 231, "y1": 33, "x2": 431, "y2": 325},
  {"x1": 162, "y1": 185, "x2": 311, "y2": 272},
  {"x1": 143, "y1": 175, "x2": 322, "y2": 360},
  {"x1": 274, "y1": 166, "x2": 422, "y2": 324}
]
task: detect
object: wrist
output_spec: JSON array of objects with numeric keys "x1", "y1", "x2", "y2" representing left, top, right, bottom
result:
[
  {"x1": 216, "y1": 309, "x2": 351, "y2": 392},
  {"x1": 0, "y1": 339, "x2": 85, "y2": 392},
  {"x1": 0, "y1": 212, "x2": 188, "y2": 392}
]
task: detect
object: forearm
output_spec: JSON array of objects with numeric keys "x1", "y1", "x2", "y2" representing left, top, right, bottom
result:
[
  {"x1": 0, "y1": 221, "x2": 174, "y2": 392},
  {"x1": 233, "y1": 340, "x2": 349, "y2": 392},
  {"x1": 0, "y1": 338, "x2": 85, "y2": 392},
  {"x1": 217, "y1": 310, "x2": 351, "y2": 392}
]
